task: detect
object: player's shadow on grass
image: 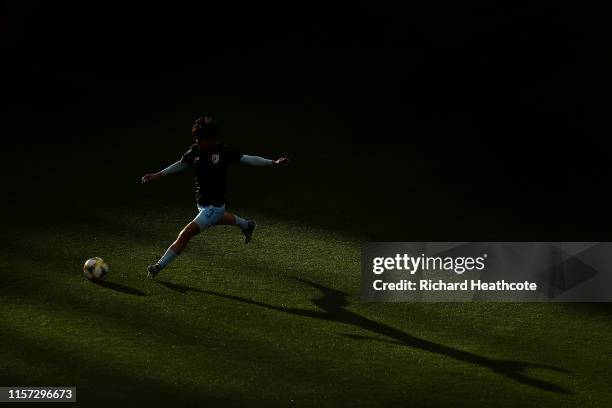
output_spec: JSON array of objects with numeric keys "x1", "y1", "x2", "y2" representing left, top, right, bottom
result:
[
  {"x1": 157, "y1": 280, "x2": 206, "y2": 294},
  {"x1": 94, "y1": 281, "x2": 146, "y2": 297},
  {"x1": 203, "y1": 278, "x2": 570, "y2": 394}
]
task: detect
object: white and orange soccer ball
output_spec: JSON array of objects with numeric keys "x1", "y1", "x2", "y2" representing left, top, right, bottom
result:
[{"x1": 83, "y1": 257, "x2": 109, "y2": 281}]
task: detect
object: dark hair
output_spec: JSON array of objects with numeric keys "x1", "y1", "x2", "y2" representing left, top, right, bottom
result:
[{"x1": 192, "y1": 116, "x2": 219, "y2": 141}]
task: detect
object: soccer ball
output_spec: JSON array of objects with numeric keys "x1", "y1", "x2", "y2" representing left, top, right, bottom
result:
[{"x1": 83, "y1": 257, "x2": 109, "y2": 281}]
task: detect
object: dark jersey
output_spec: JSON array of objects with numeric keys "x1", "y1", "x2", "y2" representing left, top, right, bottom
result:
[{"x1": 180, "y1": 144, "x2": 243, "y2": 206}]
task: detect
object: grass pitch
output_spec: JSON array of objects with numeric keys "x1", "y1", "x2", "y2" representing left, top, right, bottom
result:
[
  {"x1": 2, "y1": 192, "x2": 612, "y2": 407},
  {"x1": 2, "y1": 83, "x2": 612, "y2": 407}
]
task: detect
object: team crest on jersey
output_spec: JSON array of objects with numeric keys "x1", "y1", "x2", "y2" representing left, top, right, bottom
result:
[{"x1": 211, "y1": 153, "x2": 220, "y2": 164}]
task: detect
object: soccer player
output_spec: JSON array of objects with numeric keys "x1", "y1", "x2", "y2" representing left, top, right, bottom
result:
[{"x1": 141, "y1": 116, "x2": 289, "y2": 278}]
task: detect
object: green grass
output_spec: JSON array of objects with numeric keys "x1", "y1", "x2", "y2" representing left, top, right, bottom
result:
[
  {"x1": 2, "y1": 81, "x2": 612, "y2": 407},
  {"x1": 2, "y1": 199, "x2": 612, "y2": 407}
]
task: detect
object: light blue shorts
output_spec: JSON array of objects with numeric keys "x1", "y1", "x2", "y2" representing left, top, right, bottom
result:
[{"x1": 193, "y1": 204, "x2": 226, "y2": 231}]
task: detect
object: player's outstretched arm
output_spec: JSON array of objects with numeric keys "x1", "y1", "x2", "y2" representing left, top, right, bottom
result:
[
  {"x1": 240, "y1": 155, "x2": 290, "y2": 167},
  {"x1": 141, "y1": 172, "x2": 162, "y2": 183},
  {"x1": 273, "y1": 156, "x2": 290, "y2": 166},
  {"x1": 141, "y1": 161, "x2": 188, "y2": 183}
]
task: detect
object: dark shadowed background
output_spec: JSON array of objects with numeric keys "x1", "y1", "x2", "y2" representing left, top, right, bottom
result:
[{"x1": 2, "y1": 1, "x2": 611, "y2": 240}]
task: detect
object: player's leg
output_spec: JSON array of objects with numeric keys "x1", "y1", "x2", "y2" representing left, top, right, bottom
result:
[
  {"x1": 169, "y1": 222, "x2": 200, "y2": 254},
  {"x1": 219, "y1": 212, "x2": 257, "y2": 244},
  {"x1": 148, "y1": 221, "x2": 200, "y2": 277},
  {"x1": 147, "y1": 205, "x2": 225, "y2": 278}
]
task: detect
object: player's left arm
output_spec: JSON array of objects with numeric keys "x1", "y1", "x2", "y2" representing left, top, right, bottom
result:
[
  {"x1": 142, "y1": 145, "x2": 198, "y2": 183},
  {"x1": 240, "y1": 155, "x2": 290, "y2": 167}
]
